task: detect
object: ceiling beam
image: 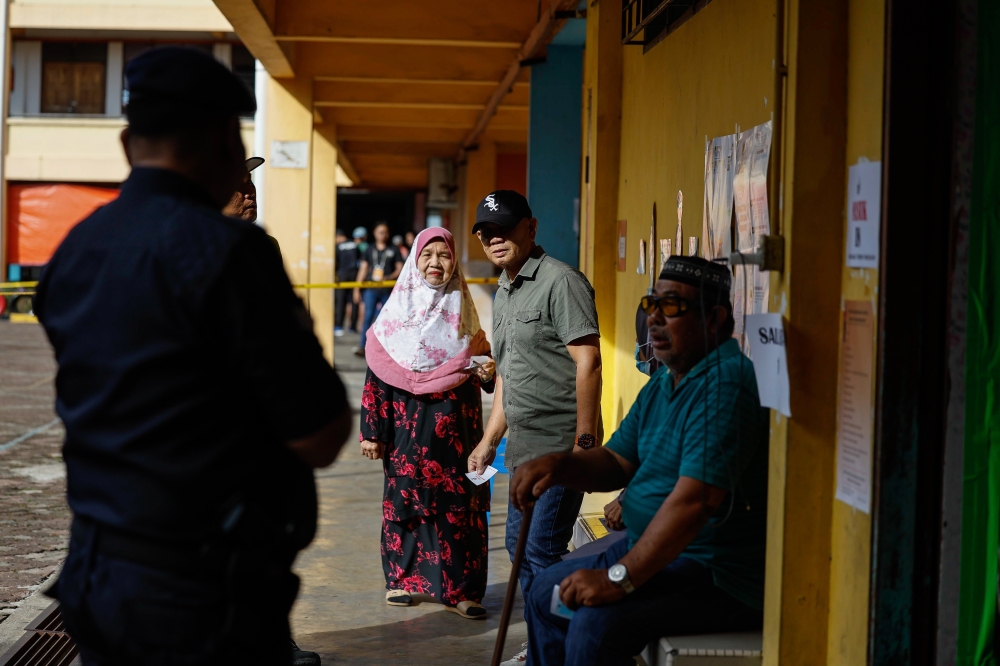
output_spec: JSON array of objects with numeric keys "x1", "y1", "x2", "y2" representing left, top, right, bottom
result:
[
  {"x1": 274, "y1": 35, "x2": 520, "y2": 49},
  {"x1": 291, "y1": 42, "x2": 523, "y2": 81},
  {"x1": 315, "y1": 101, "x2": 528, "y2": 111},
  {"x1": 461, "y1": 0, "x2": 580, "y2": 158},
  {"x1": 324, "y1": 106, "x2": 526, "y2": 128},
  {"x1": 313, "y1": 80, "x2": 529, "y2": 107},
  {"x1": 338, "y1": 121, "x2": 526, "y2": 130},
  {"x1": 272, "y1": 1, "x2": 540, "y2": 45},
  {"x1": 315, "y1": 76, "x2": 530, "y2": 87},
  {"x1": 341, "y1": 140, "x2": 463, "y2": 156},
  {"x1": 213, "y1": 0, "x2": 292, "y2": 77}
]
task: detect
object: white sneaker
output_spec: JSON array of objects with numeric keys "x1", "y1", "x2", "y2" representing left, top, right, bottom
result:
[{"x1": 499, "y1": 642, "x2": 528, "y2": 665}]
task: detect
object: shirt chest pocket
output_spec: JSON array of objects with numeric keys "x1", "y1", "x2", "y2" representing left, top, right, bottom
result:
[{"x1": 515, "y1": 309, "x2": 542, "y2": 347}]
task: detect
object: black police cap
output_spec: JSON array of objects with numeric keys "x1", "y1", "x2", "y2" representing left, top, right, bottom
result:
[
  {"x1": 472, "y1": 190, "x2": 533, "y2": 234},
  {"x1": 124, "y1": 46, "x2": 256, "y2": 135}
]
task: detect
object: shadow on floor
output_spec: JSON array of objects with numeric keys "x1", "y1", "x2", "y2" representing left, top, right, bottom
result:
[{"x1": 303, "y1": 581, "x2": 525, "y2": 665}]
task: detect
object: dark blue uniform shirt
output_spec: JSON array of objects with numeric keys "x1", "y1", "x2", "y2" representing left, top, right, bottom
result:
[{"x1": 35, "y1": 168, "x2": 347, "y2": 546}]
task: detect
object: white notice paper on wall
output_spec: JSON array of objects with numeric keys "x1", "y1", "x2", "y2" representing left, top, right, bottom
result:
[
  {"x1": 834, "y1": 301, "x2": 875, "y2": 513},
  {"x1": 845, "y1": 160, "x2": 882, "y2": 268},
  {"x1": 744, "y1": 313, "x2": 791, "y2": 417},
  {"x1": 271, "y1": 140, "x2": 309, "y2": 169}
]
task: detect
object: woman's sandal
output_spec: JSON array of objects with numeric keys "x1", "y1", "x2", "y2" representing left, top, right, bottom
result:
[
  {"x1": 445, "y1": 600, "x2": 487, "y2": 619},
  {"x1": 386, "y1": 589, "x2": 412, "y2": 606}
]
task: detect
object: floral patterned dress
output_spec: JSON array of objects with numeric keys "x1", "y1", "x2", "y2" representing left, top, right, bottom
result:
[{"x1": 360, "y1": 368, "x2": 493, "y2": 605}]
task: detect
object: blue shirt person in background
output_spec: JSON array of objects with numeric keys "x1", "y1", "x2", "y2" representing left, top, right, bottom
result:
[{"x1": 508, "y1": 256, "x2": 769, "y2": 666}]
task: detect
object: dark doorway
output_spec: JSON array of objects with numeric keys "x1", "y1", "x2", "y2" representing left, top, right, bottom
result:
[{"x1": 337, "y1": 190, "x2": 417, "y2": 239}]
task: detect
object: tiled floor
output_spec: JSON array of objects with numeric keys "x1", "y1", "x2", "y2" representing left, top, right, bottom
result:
[
  {"x1": 0, "y1": 322, "x2": 528, "y2": 663},
  {"x1": 291, "y1": 330, "x2": 527, "y2": 664},
  {"x1": 0, "y1": 320, "x2": 67, "y2": 610}
]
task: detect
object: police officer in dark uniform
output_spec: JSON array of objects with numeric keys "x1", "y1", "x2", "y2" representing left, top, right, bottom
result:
[{"x1": 34, "y1": 47, "x2": 351, "y2": 665}]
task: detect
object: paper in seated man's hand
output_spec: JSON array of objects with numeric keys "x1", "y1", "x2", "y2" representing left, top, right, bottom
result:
[{"x1": 559, "y1": 568, "x2": 627, "y2": 609}]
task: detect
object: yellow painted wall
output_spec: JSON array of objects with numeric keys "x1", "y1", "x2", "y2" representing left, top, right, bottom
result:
[
  {"x1": 825, "y1": 0, "x2": 884, "y2": 662},
  {"x1": 605, "y1": 0, "x2": 864, "y2": 662},
  {"x1": 613, "y1": 0, "x2": 777, "y2": 426},
  {"x1": 261, "y1": 75, "x2": 313, "y2": 289},
  {"x1": 580, "y1": 0, "x2": 622, "y2": 441},
  {"x1": 309, "y1": 126, "x2": 337, "y2": 364}
]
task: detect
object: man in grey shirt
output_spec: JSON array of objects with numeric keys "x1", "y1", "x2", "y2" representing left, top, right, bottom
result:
[{"x1": 468, "y1": 190, "x2": 602, "y2": 659}]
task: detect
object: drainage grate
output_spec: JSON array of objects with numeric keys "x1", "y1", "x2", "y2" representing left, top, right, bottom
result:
[{"x1": 0, "y1": 602, "x2": 79, "y2": 666}]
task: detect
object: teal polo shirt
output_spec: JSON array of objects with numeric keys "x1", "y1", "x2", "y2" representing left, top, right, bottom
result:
[{"x1": 605, "y1": 338, "x2": 769, "y2": 610}]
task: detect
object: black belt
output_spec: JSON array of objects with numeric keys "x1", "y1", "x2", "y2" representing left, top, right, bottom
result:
[{"x1": 72, "y1": 518, "x2": 227, "y2": 577}]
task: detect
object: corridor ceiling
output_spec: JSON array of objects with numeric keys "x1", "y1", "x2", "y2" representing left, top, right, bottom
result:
[{"x1": 213, "y1": 1, "x2": 579, "y2": 189}]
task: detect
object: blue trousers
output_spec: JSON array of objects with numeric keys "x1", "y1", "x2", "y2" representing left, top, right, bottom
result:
[
  {"x1": 359, "y1": 288, "x2": 391, "y2": 349},
  {"x1": 525, "y1": 538, "x2": 762, "y2": 666},
  {"x1": 57, "y1": 520, "x2": 294, "y2": 665},
  {"x1": 506, "y1": 481, "x2": 584, "y2": 600}
]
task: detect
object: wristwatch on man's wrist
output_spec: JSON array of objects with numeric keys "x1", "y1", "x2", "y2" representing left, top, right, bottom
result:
[
  {"x1": 608, "y1": 563, "x2": 635, "y2": 593},
  {"x1": 575, "y1": 433, "x2": 597, "y2": 450}
]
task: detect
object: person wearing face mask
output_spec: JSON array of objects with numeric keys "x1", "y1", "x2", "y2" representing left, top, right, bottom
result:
[{"x1": 359, "y1": 228, "x2": 497, "y2": 620}]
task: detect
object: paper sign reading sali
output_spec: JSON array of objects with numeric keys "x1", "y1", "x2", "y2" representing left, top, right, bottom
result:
[
  {"x1": 465, "y1": 466, "x2": 498, "y2": 486},
  {"x1": 745, "y1": 313, "x2": 792, "y2": 417}
]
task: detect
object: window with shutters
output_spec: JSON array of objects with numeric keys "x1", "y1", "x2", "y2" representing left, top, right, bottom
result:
[{"x1": 41, "y1": 43, "x2": 107, "y2": 114}]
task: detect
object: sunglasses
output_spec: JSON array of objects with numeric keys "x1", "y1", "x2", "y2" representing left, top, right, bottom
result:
[{"x1": 639, "y1": 294, "x2": 700, "y2": 318}]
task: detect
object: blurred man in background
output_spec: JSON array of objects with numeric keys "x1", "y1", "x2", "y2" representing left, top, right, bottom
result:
[
  {"x1": 335, "y1": 228, "x2": 362, "y2": 336},
  {"x1": 353, "y1": 222, "x2": 403, "y2": 356}
]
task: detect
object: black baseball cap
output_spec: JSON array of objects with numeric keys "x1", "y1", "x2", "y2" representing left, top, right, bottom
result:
[
  {"x1": 472, "y1": 190, "x2": 533, "y2": 234},
  {"x1": 124, "y1": 46, "x2": 256, "y2": 135}
]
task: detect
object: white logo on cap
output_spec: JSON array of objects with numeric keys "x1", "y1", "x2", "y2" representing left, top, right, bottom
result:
[{"x1": 484, "y1": 194, "x2": 499, "y2": 212}]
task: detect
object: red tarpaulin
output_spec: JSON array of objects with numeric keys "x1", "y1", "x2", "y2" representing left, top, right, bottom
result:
[{"x1": 7, "y1": 183, "x2": 119, "y2": 266}]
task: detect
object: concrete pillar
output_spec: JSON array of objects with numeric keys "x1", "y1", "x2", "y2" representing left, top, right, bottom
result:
[
  {"x1": 463, "y1": 140, "x2": 496, "y2": 264},
  {"x1": 527, "y1": 45, "x2": 583, "y2": 267},
  {"x1": 581, "y1": 0, "x2": 621, "y2": 438},
  {"x1": 763, "y1": 0, "x2": 848, "y2": 663},
  {"x1": 260, "y1": 76, "x2": 336, "y2": 361},
  {"x1": 461, "y1": 141, "x2": 497, "y2": 344},
  {"x1": 309, "y1": 126, "x2": 337, "y2": 364}
]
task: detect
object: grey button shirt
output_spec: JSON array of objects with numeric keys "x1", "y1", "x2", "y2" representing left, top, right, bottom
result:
[{"x1": 494, "y1": 245, "x2": 600, "y2": 468}]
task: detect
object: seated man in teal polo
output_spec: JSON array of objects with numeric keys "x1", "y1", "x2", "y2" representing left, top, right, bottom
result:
[{"x1": 509, "y1": 256, "x2": 769, "y2": 666}]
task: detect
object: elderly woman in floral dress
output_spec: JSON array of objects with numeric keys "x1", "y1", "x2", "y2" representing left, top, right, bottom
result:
[{"x1": 360, "y1": 227, "x2": 495, "y2": 619}]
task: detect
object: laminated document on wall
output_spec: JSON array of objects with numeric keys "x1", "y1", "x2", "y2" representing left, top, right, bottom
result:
[
  {"x1": 675, "y1": 191, "x2": 684, "y2": 256},
  {"x1": 748, "y1": 122, "x2": 772, "y2": 237},
  {"x1": 835, "y1": 301, "x2": 875, "y2": 513},
  {"x1": 659, "y1": 238, "x2": 672, "y2": 272},
  {"x1": 702, "y1": 134, "x2": 736, "y2": 262},
  {"x1": 845, "y1": 160, "x2": 882, "y2": 268},
  {"x1": 745, "y1": 313, "x2": 791, "y2": 417},
  {"x1": 732, "y1": 121, "x2": 773, "y2": 353}
]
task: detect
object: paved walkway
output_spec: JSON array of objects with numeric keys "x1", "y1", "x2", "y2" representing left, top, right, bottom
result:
[
  {"x1": 0, "y1": 319, "x2": 69, "y2": 653},
  {"x1": 0, "y1": 321, "x2": 527, "y2": 663},
  {"x1": 291, "y1": 331, "x2": 527, "y2": 664}
]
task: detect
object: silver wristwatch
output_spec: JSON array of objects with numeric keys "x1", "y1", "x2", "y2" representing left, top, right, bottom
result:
[{"x1": 608, "y1": 563, "x2": 635, "y2": 593}]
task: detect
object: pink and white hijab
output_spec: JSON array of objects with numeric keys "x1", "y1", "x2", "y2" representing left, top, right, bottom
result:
[{"x1": 365, "y1": 227, "x2": 489, "y2": 394}]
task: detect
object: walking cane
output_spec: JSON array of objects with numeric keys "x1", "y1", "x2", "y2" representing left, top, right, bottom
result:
[{"x1": 491, "y1": 501, "x2": 534, "y2": 666}]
